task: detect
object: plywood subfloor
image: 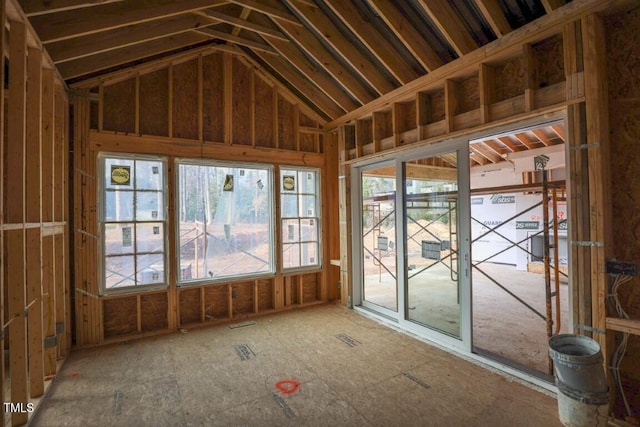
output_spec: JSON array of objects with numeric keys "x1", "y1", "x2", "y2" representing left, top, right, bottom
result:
[{"x1": 32, "y1": 304, "x2": 562, "y2": 426}]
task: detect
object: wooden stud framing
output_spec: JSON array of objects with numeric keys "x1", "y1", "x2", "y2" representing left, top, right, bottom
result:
[
  {"x1": 581, "y1": 13, "x2": 613, "y2": 361},
  {"x1": 444, "y1": 79, "x2": 458, "y2": 133},
  {"x1": 338, "y1": 127, "x2": 352, "y2": 306},
  {"x1": 134, "y1": 73, "x2": 140, "y2": 135},
  {"x1": 7, "y1": 19, "x2": 29, "y2": 427},
  {"x1": 54, "y1": 83, "x2": 67, "y2": 357},
  {"x1": 0, "y1": 0, "x2": 5, "y2": 408},
  {"x1": 223, "y1": 53, "x2": 233, "y2": 145},
  {"x1": 26, "y1": 46, "x2": 45, "y2": 399},
  {"x1": 479, "y1": 63, "x2": 493, "y2": 124},
  {"x1": 523, "y1": 43, "x2": 536, "y2": 111},
  {"x1": 42, "y1": 68, "x2": 57, "y2": 375}
]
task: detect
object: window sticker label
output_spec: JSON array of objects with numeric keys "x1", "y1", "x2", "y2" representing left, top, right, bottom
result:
[
  {"x1": 153, "y1": 226, "x2": 160, "y2": 235},
  {"x1": 111, "y1": 165, "x2": 131, "y2": 185},
  {"x1": 283, "y1": 175, "x2": 295, "y2": 191},
  {"x1": 122, "y1": 227, "x2": 132, "y2": 247},
  {"x1": 223, "y1": 174, "x2": 234, "y2": 191}
]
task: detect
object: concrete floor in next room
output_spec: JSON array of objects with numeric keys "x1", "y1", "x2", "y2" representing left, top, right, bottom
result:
[{"x1": 32, "y1": 304, "x2": 563, "y2": 427}]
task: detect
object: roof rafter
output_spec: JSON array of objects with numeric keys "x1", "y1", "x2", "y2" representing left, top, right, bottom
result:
[
  {"x1": 58, "y1": 31, "x2": 211, "y2": 79},
  {"x1": 322, "y1": 0, "x2": 419, "y2": 85},
  {"x1": 272, "y1": 16, "x2": 375, "y2": 104},
  {"x1": 193, "y1": 26, "x2": 277, "y2": 54},
  {"x1": 366, "y1": 0, "x2": 443, "y2": 72},
  {"x1": 253, "y1": 50, "x2": 344, "y2": 120},
  {"x1": 19, "y1": 0, "x2": 124, "y2": 16},
  {"x1": 196, "y1": 8, "x2": 289, "y2": 41},
  {"x1": 47, "y1": 13, "x2": 215, "y2": 64},
  {"x1": 472, "y1": 0, "x2": 512, "y2": 37},
  {"x1": 284, "y1": 0, "x2": 396, "y2": 96},
  {"x1": 261, "y1": 32, "x2": 359, "y2": 112},
  {"x1": 414, "y1": 0, "x2": 478, "y2": 56},
  {"x1": 540, "y1": 0, "x2": 567, "y2": 13},
  {"x1": 226, "y1": 0, "x2": 302, "y2": 26},
  {"x1": 30, "y1": 0, "x2": 227, "y2": 43}
]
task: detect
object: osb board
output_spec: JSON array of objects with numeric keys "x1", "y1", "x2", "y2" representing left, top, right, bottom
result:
[
  {"x1": 606, "y1": 6, "x2": 640, "y2": 321},
  {"x1": 299, "y1": 112, "x2": 316, "y2": 127},
  {"x1": 356, "y1": 119, "x2": 373, "y2": 146},
  {"x1": 140, "y1": 68, "x2": 169, "y2": 137},
  {"x1": 606, "y1": 6, "x2": 640, "y2": 414},
  {"x1": 232, "y1": 58, "x2": 252, "y2": 146},
  {"x1": 102, "y1": 79, "x2": 135, "y2": 133},
  {"x1": 254, "y1": 75, "x2": 274, "y2": 148},
  {"x1": 231, "y1": 282, "x2": 253, "y2": 314},
  {"x1": 606, "y1": 6, "x2": 640, "y2": 101},
  {"x1": 376, "y1": 110, "x2": 393, "y2": 139},
  {"x1": 257, "y1": 279, "x2": 273, "y2": 310},
  {"x1": 203, "y1": 53, "x2": 224, "y2": 143},
  {"x1": 89, "y1": 101, "x2": 98, "y2": 130},
  {"x1": 302, "y1": 273, "x2": 319, "y2": 303},
  {"x1": 278, "y1": 94, "x2": 295, "y2": 151},
  {"x1": 427, "y1": 90, "x2": 445, "y2": 123},
  {"x1": 103, "y1": 296, "x2": 137, "y2": 339},
  {"x1": 179, "y1": 287, "x2": 201, "y2": 325},
  {"x1": 204, "y1": 285, "x2": 229, "y2": 320},
  {"x1": 493, "y1": 57, "x2": 524, "y2": 102},
  {"x1": 300, "y1": 133, "x2": 316, "y2": 153},
  {"x1": 395, "y1": 102, "x2": 416, "y2": 134},
  {"x1": 172, "y1": 59, "x2": 199, "y2": 140},
  {"x1": 140, "y1": 292, "x2": 169, "y2": 332},
  {"x1": 458, "y1": 76, "x2": 480, "y2": 114},
  {"x1": 533, "y1": 35, "x2": 564, "y2": 88}
]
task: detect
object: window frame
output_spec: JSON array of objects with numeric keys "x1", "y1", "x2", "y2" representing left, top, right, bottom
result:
[
  {"x1": 98, "y1": 152, "x2": 169, "y2": 295},
  {"x1": 175, "y1": 158, "x2": 276, "y2": 285},
  {"x1": 279, "y1": 166, "x2": 322, "y2": 272}
]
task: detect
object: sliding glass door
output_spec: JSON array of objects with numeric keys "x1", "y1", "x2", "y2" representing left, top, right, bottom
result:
[
  {"x1": 404, "y1": 151, "x2": 462, "y2": 339},
  {"x1": 353, "y1": 140, "x2": 471, "y2": 348},
  {"x1": 360, "y1": 163, "x2": 398, "y2": 315}
]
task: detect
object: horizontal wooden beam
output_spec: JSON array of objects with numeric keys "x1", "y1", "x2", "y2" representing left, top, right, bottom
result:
[
  {"x1": 20, "y1": 0, "x2": 125, "y2": 16},
  {"x1": 226, "y1": 0, "x2": 302, "y2": 26},
  {"x1": 30, "y1": 0, "x2": 226, "y2": 43},
  {"x1": 90, "y1": 131, "x2": 325, "y2": 167},
  {"x1": 48, "y1": 13, "x2": 215, "y2": 63},
  {"x1": 58, "y1": 32, "x2": 210, "y2": 79},
  {"x1": 196, "y1": 9, "x2": 289, "y2": 41},
  {"x1": 193, "y1": 27, "x2": 277, "y2": 54},
  {"x1": 606, "y1": 317, "x2": 640, "y2": 336}
]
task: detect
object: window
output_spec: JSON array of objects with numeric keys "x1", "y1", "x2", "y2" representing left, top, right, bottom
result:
[
  {"x1": 99, "y1": 154, "x2": 167, "y2": 292},
  {"x1": 280, "y1": 167, "x2": 321, "y2": 270},
  {"x1": 177, "y1": 160, "x2": 274, "y2": 282}
]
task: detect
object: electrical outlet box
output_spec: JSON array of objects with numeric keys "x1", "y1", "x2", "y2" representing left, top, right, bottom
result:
[{"x1": 606, "y1": 259, "x2": 637, "y2": 276}]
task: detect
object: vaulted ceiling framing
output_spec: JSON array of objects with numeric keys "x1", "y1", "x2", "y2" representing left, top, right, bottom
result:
[{"x1": 20, "y1": 0, "x2": 568, "y2": 123}]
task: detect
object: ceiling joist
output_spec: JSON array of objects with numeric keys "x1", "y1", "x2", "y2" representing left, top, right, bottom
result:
[{"x1": 30, "y1": 0, "x2": 226, "y2": 43}]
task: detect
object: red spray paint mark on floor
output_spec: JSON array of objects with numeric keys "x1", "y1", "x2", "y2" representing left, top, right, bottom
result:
[{"x1": 275, "y1": 380, "x2": 300, "y2": 395}]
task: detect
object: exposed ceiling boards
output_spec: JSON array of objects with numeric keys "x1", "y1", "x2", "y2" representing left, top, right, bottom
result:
[
  {"x1": 468, "y1": 123, "x2": 565, "y2": 167},
  {"x1": 19, "y1": 0, "x2": 561, "y2": 121}
]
